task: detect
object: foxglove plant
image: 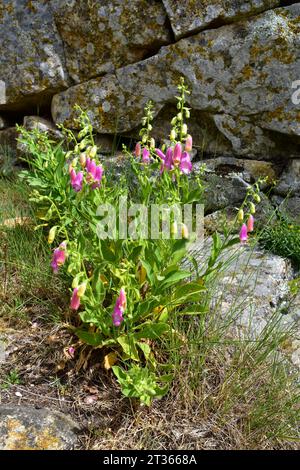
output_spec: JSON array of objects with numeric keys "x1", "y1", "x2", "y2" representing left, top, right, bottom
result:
[{"x1": 19, "y1": 79, "x2": 263, "y2": 406}]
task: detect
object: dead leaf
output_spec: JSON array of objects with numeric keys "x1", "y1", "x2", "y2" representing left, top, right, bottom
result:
[
  {"x1": 55, "y1": 360, "x2": 66, "y2": 372},
  {"x1": 103, "y1": 352, "x2": 118, "y2": 370}
]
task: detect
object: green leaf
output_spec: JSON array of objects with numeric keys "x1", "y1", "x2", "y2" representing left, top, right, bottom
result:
[
  {"x1": 171, "y1": 281, "x2": 206, "y2": 304},
  {"x1": 179, "y1": 304, "x2": 208, "y2": 315},
  {"x1": 223, "y1": 237, "x2": 240, "y2": 249},
  {"x1": 112, "y1": 365, "x2": 127, "y2": 382},
  {"x1": 184, "y1": 187, "x2": 203, "y2": 204},
  {"x1": 75, "y1": 329, "x2": 103, "y2": 346},
  {"x1": 135, "y1": 322, "x2": 170, "y2": 340},
  {"x1": 117, "y1": 335, "x2": 140, "y2": 361},
  {"x1": 79, "y1": 309, "x2": 97, "y2": 323},
  {"x1": 141, "y1": 259, "x2": 155, "y2": 284},
  {"x1": 159, "y1": 270, "x2": 191, "y2": 291},
  {"x1": 134, "y1": 297, "x2": 161, "y2": 320},
  {"x1": 137, "y1": 342, "x2": 151, "y2": 360}
]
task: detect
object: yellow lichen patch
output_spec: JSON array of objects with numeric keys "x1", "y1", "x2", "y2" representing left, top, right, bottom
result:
[
  {"x1": 3, "y1": 418, "x2": 63, "y2": 450},
  {"x1": 241, "y1": 65, "x2": 254, "y2": 80},
  {"x1": 4, "y1": 418, "x2": 34, "y2": 450},
  {"x1": 265, "y1": 107, "x2": 289, "y2": 122},
  {"x1": 34, "y1": 428, "x2": 61, "y2": 450}
]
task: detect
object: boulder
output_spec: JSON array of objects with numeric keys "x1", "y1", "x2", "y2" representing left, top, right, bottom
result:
[
  {"x1": 52, "y1": 4, "x2": 300, "y2": 160},
  {"x1": 0, "y1": 406, "x2": 79, "y2": 450},
  {"x1": 190, "y1": 240, "x2": 294, "y2": 335},
  {"x1": 0, "y1": 0, "x2": 70, "y2": 111},
  {"x1": 193, "y1": 161, "x2": 249, "y2": 214},
  {"x1": 51, "y1": 0, "x2": 172, "y2": 83},
  {"x1": 162, "y1": 0, "x2": 280, "y2": 39}
]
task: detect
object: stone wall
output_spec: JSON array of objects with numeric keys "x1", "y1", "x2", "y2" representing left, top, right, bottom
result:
[{"x1": 0, "y1": 1, "x2": 300, "y2": 184}]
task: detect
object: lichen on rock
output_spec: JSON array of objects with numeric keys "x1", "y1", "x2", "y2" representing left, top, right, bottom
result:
[
  {"x1": 51, "y1": 0, "x2": 172, "y2": 83},
  {"x1": 162, "y1": 0, "x2": 281, "y2": 39},
  {"x1": 0, "y1": 0, "x2": 70, "y2": 110},
  {"x1": 51, "y1": 4, "x2": 300, "y2": 159}
]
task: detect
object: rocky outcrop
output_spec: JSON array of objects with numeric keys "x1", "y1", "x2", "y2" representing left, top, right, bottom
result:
[
  {"x1": 52, "y1": 4, "x2": 300, "y2": 160},
  {"x1": 0, "y1": 406, "x2": 79, "y2": 450}
]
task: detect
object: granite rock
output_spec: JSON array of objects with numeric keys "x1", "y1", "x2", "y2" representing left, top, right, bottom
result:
[{"x1": 0, "y1": 406, "x2": 79, "y2": 450}]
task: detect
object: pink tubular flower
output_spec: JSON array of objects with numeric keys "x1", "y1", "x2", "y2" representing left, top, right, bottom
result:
[
  {"x1": 179, "y1": 151, "x2": 192, "y2": 174},
  {"x1": 112, "y1": 305, "x2": 124, "y2": 327},
  {"x1": 51, "y1": 242, "x2": 67, "y2": 273},
  {"x1": 239, "y1": 224, "x2": 248, "y2": 244},
  {"x1": 70, "y1": 288, "x2": 81, "y2": 310},
  {"x1": 91, "y1": 164, "x2": 103, "y2": 189},
  {"x1": 117, "y1": 287, "x2": 126, "y2": 310},
  {"x1": 247, "y1": 215, "x2": 254, "y2": 232},
  {"x1": 135, "y1": 142, "x2": 141, "y2": 157},
  {"x1": 185, "y1": 135, "x2": 193, "y2": 152},
  {"x1": 86, "y1": 159, "x2": 97, "y2": 181},
  {"x1": 70, "y1": 169, "x2": 83, "y2": 192},
  {"x1": 155, "y1": 148, "x2": 165, "y2": 161},
  {"x1": 142, "y1": 147, "x2": 150, "y2": 164},
  {"x1": 164, "y1": 147, "x2": 174, "y2": 170},
  {"x1": 112, "y1": 288, "x2": 126, "y2": 327},
  {"x1": 173, "y1": 143, "x2": 182, "y2": 166}
]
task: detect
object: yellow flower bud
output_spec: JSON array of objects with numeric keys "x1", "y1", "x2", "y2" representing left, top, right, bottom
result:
[
  {"x1": 150, "y1": 138, "x2": 155, "y2": 149},
  {"x1": 249, "y1": 202, "x2": 256, "y2": 214},
  {"x1": 170, "y1": 129, "x2": 176, "y2": 141},
  {"x1": 79, "y1": 153, "x2": 86, "y2": 167},
  {"x1": 77, "y1": 281, "x2": 87, "y2": 297},
  {"x1": 177, "y1": 112, "x2": 182, "y2": 120},
  {"x1": 237, "y1": 209, "x2": 244, "y2": 223},
  {"x1": 182, "y1": 123, "x2": 188, "y2": 135},
  {"x1": 89, "y1": 145, "x2": 97, "y2": 158},
  {"x1": 254, "y1": 194, "x2": 261, "y2": 203},
  {"x1": 48, "y1": 226, "x2": 57, "y2": 244}
]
